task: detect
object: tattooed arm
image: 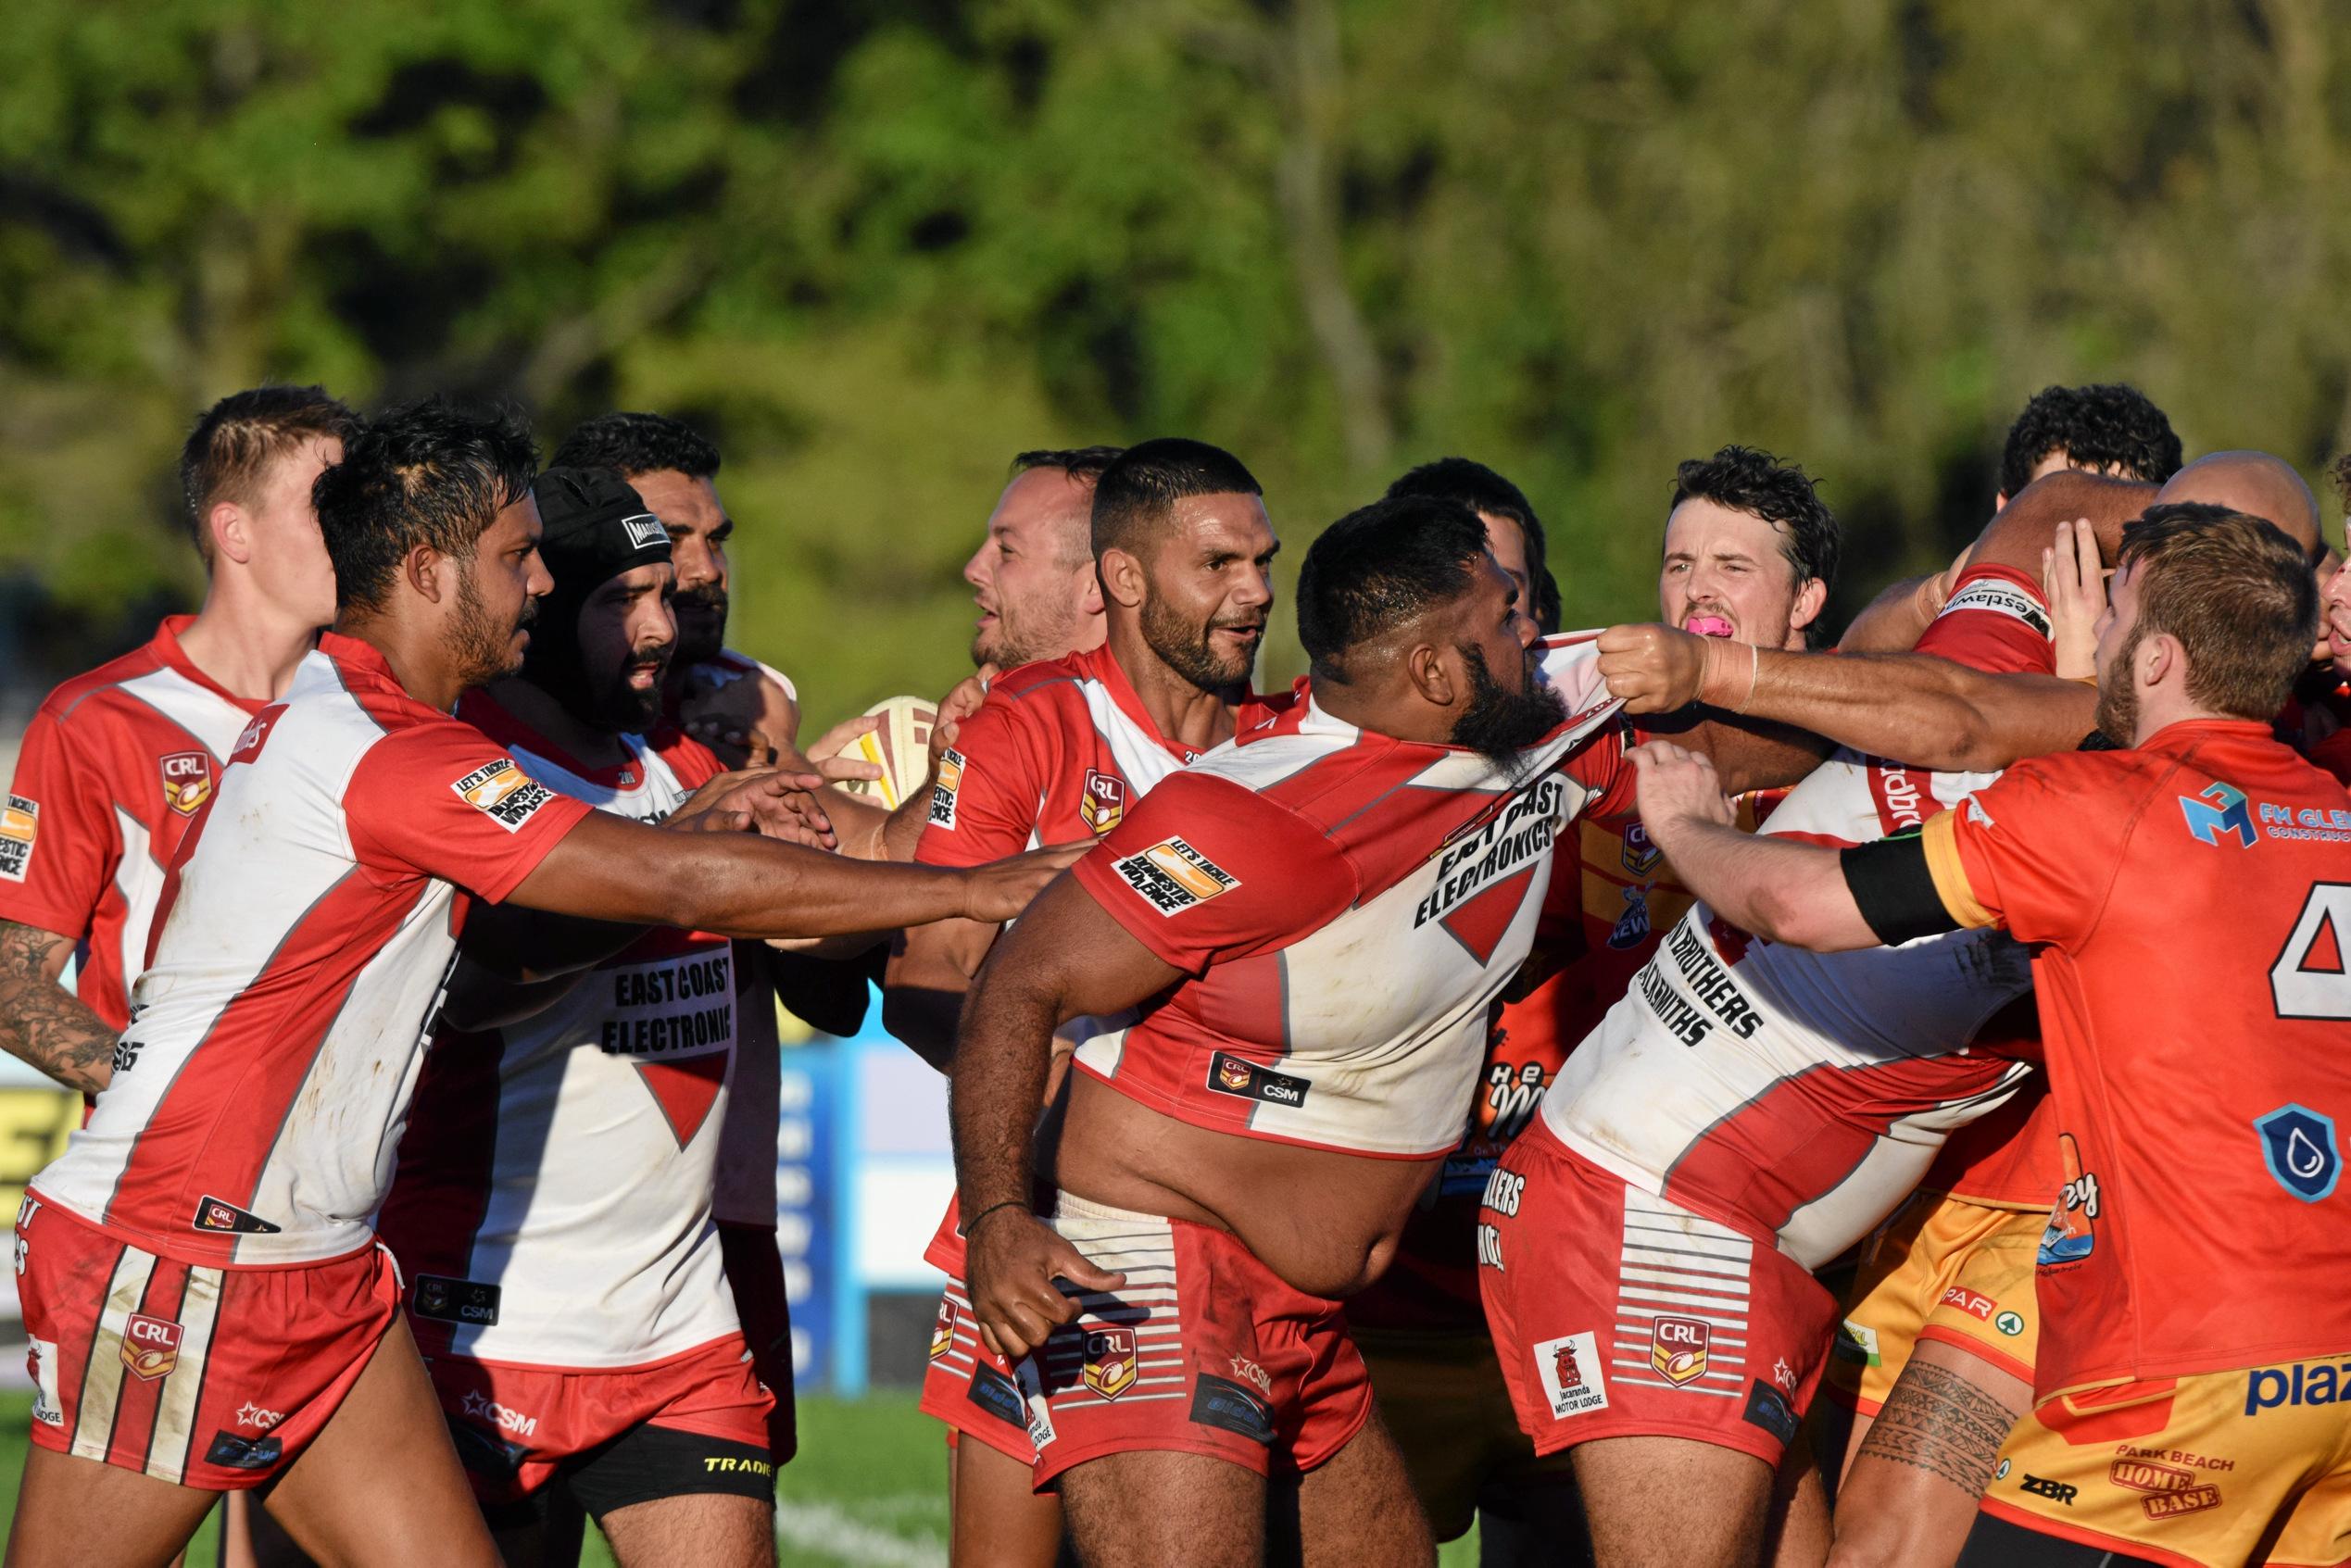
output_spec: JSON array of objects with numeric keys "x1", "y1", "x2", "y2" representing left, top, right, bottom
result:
[
  {"x1": 0, "y1": 922, "x2": 115, "y2": 1095},
  {"x1": 1828, "y1": 1341, "x2": 2029, "y2": 1568}
]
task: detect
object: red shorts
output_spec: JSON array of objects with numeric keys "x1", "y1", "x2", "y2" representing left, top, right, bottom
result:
[
  {"x1": 717, "y1": 1220, "x2": 797, "y2": 1466},
  {"x1": 1477, "y1": 1125, "x2": 1833, "y2": 1465},
  {"x1": 15, "y1": 1189, "x2": 401, "y2": 1490},
  {"x1": 1020, "y1": 1194, "x2": 1373, "y2": 1486},
  {"x1": 918, "y1": 1189, "x2": 1045, "y2": 1464},
  {"x1": 423, "y1": 1332, "x2": 775, "y2": 1507}
]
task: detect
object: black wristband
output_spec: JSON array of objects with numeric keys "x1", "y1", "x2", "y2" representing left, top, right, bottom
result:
[
  {"x1": 961, "y1": 1199, "x2": 1028, "y2": 1238},
  {"x1": 1841, "y1": 833, "x2": 1964, "y2": 947}
]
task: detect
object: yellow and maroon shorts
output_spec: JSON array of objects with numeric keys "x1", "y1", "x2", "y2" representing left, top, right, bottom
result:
[
  {"x1": 1979, "y1": 1361, "x2": 2351, "y2": 1568},
  {"x1": 1829, "y1": 1188, "x2": 2042, "y2": 1415}
]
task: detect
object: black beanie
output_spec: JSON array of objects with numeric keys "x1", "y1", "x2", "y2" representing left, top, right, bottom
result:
[{"x1": 521, "y1": 467, "x2": 673, "y2": 724}]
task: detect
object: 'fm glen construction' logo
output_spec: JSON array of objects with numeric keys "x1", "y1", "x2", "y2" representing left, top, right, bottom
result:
[{"x1": 119, "y1": 1313, "x2": 183, "y2": 1381}]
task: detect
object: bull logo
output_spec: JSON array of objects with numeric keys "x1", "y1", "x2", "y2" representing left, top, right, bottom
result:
[{"x1": 1553, "y1": 1340, "x2": 1583, "y2": 1390}]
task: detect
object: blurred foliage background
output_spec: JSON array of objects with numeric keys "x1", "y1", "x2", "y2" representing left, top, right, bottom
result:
[{"x1": 6, "y1": 0, "x2": 2351, "y2": 729}]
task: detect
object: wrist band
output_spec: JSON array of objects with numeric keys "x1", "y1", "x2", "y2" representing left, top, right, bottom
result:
[{"x1": 962, "y1": 1198, "x2": 1028, "y2": 1237}]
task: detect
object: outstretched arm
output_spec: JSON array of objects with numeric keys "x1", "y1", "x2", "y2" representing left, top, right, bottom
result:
[
  {"x1": 952, "y1": 874, "x2": 1185, "y2": 1360},
  {"x1": 1599, "y1": 626, "x2": 2096, "y2": 773}
]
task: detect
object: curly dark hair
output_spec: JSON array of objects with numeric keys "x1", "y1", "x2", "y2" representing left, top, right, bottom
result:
[
  {"x1": 316, "y1": 397, "x2": 539, "y2": 614},
  {"x1": 551, "y1": 411, "x2": 720, "y2": 482},
  {"x1": 1384, "y1": 458, "x2": 1561, "y2": 635},
  {"x1": 1998, "y1": 383, "x2": 2182, "y2": 499},
  {"x1": 1668, "y1": 445, "x2": 1841, "y2": 648}
]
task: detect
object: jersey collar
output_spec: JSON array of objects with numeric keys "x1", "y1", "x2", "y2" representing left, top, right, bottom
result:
[
  {"x1": 1078, "y1": 643, "x2": 1249, "y2": 766},
  {"x1": 151, "y1": 614, "x2": 271, "y2": 717}
]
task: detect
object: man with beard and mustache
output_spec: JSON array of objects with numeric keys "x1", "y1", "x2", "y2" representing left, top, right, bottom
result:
[
  {"x1": 2, "y1": 401, "x2": 1078, "y2": 1568},
  {"x1": 950, "y1": 496, "x2": 1820, "y2": 1568},
  {"x1": 371, "y1": 466, "x2": 786, "y2": 1567},
  {"x1": 883, "y1": 437, "x2": 1284, "y2": 1566},
  {"x1": 1628, "y1": 506, "x2": 2351, "y2": 1568}
]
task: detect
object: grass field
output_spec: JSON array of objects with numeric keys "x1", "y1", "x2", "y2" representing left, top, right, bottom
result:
[{"x1": 0, "y1": 1391, "x2": 1481, "y2": 1564}]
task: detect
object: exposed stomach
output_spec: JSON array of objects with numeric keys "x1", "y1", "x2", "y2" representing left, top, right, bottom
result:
[{"x1": 1057, "y1": 1073, "x2": 1441, "y2": 1298}]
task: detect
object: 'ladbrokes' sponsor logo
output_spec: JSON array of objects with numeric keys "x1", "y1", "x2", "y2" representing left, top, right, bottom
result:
[{"x1": 1113, "y1": 836, "x2": 1239, "y2": 916}]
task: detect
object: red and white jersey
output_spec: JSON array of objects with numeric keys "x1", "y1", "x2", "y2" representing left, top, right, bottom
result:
[
  {"x1": 0, "y1": 616, "x2": 263, "y2": 1031},
  {"x1": 379, "y1": 696, "x2": 740, "y2": 1367},
  {"x1": 913, "y1": 644, "x2": 1294, "y2": 1275},
  {"x1": 1068, "y1": 639, "x2": 1630, "y2": 1159},
  {"x1": 1541, "y1": 573, "x2": 2053, "y2": 1266},
  {"x1": 30, "y1": 635, "x2": 591, "y2": 1267}
]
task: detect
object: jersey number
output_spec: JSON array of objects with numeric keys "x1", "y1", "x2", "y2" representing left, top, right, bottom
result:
[{"x1": 2271, "y1": 883, "x2": 2351, "y2": 1019}]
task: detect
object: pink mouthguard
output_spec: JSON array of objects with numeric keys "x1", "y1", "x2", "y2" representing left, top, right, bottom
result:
[{"x1": 1685, "y1": 615, "x2": 1735, "y2": 638}]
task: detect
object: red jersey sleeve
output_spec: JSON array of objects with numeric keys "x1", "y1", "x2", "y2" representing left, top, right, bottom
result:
[
  {"x1": 343, "y1": 722, "x2": 595, "y2": 903},
  {"x1": 1570, "y1": 716, "x2": 1641, "y2": 822},
  {"x1": 1068, "y1": 771, "x2": 1359, "y2": 975},
  {"x1": 913, "y1": 697, "x2": 1050, "y2": 869},
  {"x1": 1928, "y1": 752, "x2": 2136, "y2": 950},
  {"x1": 1914, "y1": 564, "x2": 2055, "y2": 675},
  {"x1": 0, "y1": 705, "x2": 121, "y2": 941}
]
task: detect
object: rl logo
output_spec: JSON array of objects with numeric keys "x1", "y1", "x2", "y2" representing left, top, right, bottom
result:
[
  {"x1": 1081, "y1": 1327, "x2": 1138, "y2": 1399},
  {"x1": 158, "y1": 751, "x2": 212, "y2": 817},
  {"x1": 1650, "y1": 1316, "x2": 1712, "y2": 1386},
  {"x1": 120, "y1": 1313, "x2": 183, "y2": 1381}
]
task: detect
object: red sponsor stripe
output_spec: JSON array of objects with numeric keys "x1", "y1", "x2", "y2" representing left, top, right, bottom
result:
[
  {"x1": 375, "y1": 1022, "x2": 509, "y2": 1338},
  {"x1": 105, "y1": 872, "x2": 427, "y2": 1261}
]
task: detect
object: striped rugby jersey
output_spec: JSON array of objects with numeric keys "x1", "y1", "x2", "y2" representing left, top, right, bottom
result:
[{"x1": 31, "y1": 633, "x2": 591, "y2": 1267}]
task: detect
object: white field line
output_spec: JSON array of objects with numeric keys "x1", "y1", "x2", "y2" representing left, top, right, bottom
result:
[{"x1": 774, "y1": 1499, "x2": 947, "y2": 1568}]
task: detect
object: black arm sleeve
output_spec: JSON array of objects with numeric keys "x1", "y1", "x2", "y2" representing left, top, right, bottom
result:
[{"x1": 1840, "y1": 832, "x2": 1965, "y2": 947}]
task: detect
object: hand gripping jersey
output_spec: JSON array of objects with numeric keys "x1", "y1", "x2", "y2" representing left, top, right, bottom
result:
[
  {"x1": 378, "y1": 696, "x2": 742, "y2": 1367},
  {"x1": 0, "y1": 616, "x2": 263, "y2": 1031},
  {"x1": 30, "y1": 635, "x2": 591, "y2": 1266},
  {"x1": 1066, "y1": 640, "x2": 1630, "y2": 1158},
  {"x1": 1540, "y1": 572, "x2": 2057, "y2": 1269},
  {"x1": 1927, "y1": 721, "x2": 2351, "y2": 1394}
]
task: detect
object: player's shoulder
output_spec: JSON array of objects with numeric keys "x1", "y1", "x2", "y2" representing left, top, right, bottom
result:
[
  {"x1": 983, "y1": 649, "x2": 1100, "y2": 709},
  {"x1": 641, "y1": 722, "x2": 727, "y2": 789},
  {"x1": 32, "y1": 637, "x2": 173, "y2": 728}
]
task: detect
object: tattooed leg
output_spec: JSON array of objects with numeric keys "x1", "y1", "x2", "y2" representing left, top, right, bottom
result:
[
  {"x1": 1824, "y1": 1339, "x2": 2028, "y2": 1568},
  {"x1": 0, "y1": 921, "x2": 117, "y2": 1093}
]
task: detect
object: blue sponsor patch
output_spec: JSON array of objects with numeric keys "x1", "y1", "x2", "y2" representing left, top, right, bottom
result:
[
  {"x1": 203, "y1": 1430, "x2": 283, "y2": 1472},
  {"x1": 1741, "y1": 1379, "x2": 1798, "y2": 1446},
  {"x1": 965, "y1": 1363, "x2": 1029, "y2": 1431},
  {"x1": 2254, "y1": 1104, "x2": 2341, "y2": 1203},
  {"x1": 1189, "y1": 1372, "x2": 1274, "y2": 1446}
]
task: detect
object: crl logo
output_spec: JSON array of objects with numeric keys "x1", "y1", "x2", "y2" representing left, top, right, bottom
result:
[
  {"x1": 2254, "y1": 1104, "x2": 2340, "y2": 1203},
  {"x1": 2179, "y1": 782, "x2": 2256, "y2": 848}
]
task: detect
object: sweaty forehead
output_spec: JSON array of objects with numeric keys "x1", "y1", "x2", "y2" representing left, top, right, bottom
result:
[
  {"x1": 631, "y1": 469, "x2": 726, "y2": 533},
  {"x1": 1166, "y1": 491, "x2": 1276, "y2": 553}
]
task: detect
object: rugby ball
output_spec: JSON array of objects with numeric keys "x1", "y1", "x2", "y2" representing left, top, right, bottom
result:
[{"x1": 836, "y1": 694, "x2": 937, "y2": 809}]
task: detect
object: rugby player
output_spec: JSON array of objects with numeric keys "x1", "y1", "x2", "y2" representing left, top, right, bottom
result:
[
  {"x1": 372, "y1": 466, "x2": 786, "y2": 1566},
  {"x1": 1477, "y1": 466, "x2": 2150, "y2": 1568},
  {"x1": 1817, "y1": 386, "x2": 2181, "y2": 1568},
  {"x1": 0, "y1": 387, "x2": 356, "y2": 1093},
  {"x1": 953, "y1": 496, "x2": 1819, "y2": 1568},
  {"x1": 550, "y1": 409, "x2": 861, "y2": 1474},
  {"x1": 1630, "y1": 504, "x2": 2351, "y2": 1568},
  {"x1": 1336, "y1": 453, "x2": 1804, "y2": 1562},
  {"x1": 962, "y1": 446, "x2": 1125, "y2": 670},
  {"x1": 3, "y1": 400, "x2": 1075, "y2": 1568},
  {"x1": 1841, "y1": 383, "x2": 2181, "y2": 653},
  {"x1": 885, "y1": 437, "x2": 1279, "y2": 1567}
]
